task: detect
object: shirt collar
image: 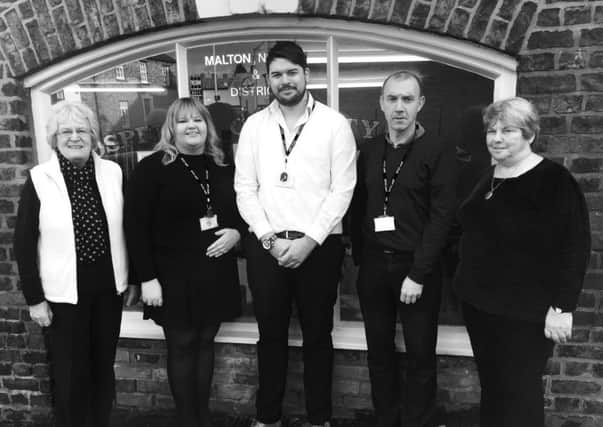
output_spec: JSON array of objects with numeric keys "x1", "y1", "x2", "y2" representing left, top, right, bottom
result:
[
  {"x1": 56, "y1": 149, "x2": 94, "y2": 179},
  {"x1": 268, "y1": 92, "x2": 315, "y2": 129},
  {"x1": 385, "y1": 122, "x2": 425, "y2": 147}
]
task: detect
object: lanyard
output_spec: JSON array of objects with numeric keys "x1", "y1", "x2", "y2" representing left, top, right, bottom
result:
[
  {"x1": 382, "y1": 140, "x2": 413, "y2": 216},
  {"x1": 179, "y1": 156, "x2": 213, "y2": 214},
  {"x1": 278, "y1": 102, "x2": 316, "y2": 166}
]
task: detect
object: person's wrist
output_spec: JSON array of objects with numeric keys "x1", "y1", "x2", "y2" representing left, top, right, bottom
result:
[{"x1": 261, "y1": 233, "x2": 277, "y2": 251}]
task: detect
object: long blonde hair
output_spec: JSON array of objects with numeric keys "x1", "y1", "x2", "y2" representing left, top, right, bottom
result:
[{"x1": 154, "y1": 97, "x2": 225, "y2": 165}]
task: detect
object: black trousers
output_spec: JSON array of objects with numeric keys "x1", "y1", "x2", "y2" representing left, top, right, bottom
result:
[
  {"x1": 44, "y1": 290, "x2": 123, "y2": 427},
  {"x1": 245, "y1": 235, "x2": 344, "y2": 425},
  {"x1": 462, "y1": 302, "x2": 554, "y2": 427},
  {"x1": 357, "y1": 250, "x2": 441, "y2": 427}
]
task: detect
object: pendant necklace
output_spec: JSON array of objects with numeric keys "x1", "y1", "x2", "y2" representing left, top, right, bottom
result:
[{"x1": 484, "y1": 175, "x2": 505, "y2": 200}]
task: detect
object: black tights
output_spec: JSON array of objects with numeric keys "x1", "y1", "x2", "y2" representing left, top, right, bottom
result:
[{"x1": 164, "y1": 323, "x2": 221, "y2": 427}]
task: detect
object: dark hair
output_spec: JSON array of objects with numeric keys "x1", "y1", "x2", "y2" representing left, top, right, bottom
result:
[
  {"x1": 381, "y1": 70, "x2": 424, "y2": 97},
  {"x1": 266, "y1": 41, "x2": 307, "y2": 72}
]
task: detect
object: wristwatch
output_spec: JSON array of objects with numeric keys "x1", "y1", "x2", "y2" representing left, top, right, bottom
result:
[{"x1": 261, "y1": 234, "x2": 278, "y2": 251}]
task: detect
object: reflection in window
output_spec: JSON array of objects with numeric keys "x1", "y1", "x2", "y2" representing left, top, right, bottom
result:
[
  {"x1": 119, "y1": 101, "x2": 130, "y2": 128},
  {"x1": 52, "y1": 53, "x2": 179, "y2": 201},
  {"x1": 162, "y1": 64, "x2": 171, "y2": 86},
  {"x1": 336, "y1": 40, "x2": 493, "y2": 325},
  {"x1": 139, "y1": 62, "x2": 148, "y2": 83},
  {"x1": 115, "y1": 66, "x2": 125, "y2": 81}
]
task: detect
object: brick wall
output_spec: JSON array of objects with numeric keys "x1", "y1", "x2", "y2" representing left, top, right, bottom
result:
[{"x1": 0, "y1": 0, "x2": 601, "y2": 425}]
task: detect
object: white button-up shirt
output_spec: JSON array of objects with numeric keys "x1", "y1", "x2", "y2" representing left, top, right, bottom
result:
[{"x1": 235, "y1": 93, "x2": 357, "y2": 244}]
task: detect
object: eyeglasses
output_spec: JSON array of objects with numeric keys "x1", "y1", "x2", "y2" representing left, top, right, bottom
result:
[
  {"x1": 486, "y1": 126, "x2": 522, "y2": 136},
  {"x1": 57, "y1": 128, "x2": 91, "y2": 138}
]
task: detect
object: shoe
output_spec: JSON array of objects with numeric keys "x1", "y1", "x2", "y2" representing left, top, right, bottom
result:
[{"x1": 250, "y1": 421, "x2": 282, "y2": 427}]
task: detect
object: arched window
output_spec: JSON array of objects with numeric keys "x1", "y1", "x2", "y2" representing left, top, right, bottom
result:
[{"x1": 25, "y1": 17, "x2": 517, "y2": 355}]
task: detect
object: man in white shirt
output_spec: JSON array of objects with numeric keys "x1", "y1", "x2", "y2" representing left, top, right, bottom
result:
[{"x1": 235, "y1": 41, "x2": 357, "y2": 427}]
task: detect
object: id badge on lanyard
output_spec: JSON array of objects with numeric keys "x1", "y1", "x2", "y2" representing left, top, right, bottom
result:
[
  {"x1": 374, "y1": 215, "x2": 395, "y2": 232},
  {"x1": 375, "y1": 140, "x2": 412, "y2": 232},
  {"x1": 200, "y1": 206, "x2": 218, "y2": 231}
]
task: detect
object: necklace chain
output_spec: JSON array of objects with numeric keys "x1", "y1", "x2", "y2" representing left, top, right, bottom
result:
[{"x1": 485, "y1": 175, "x2": 505, "y2": 200}]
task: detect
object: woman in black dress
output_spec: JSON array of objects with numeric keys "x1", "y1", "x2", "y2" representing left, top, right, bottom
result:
[
  {"x1": 125, "y1": 97, "x2": 244, "y2": 427},
  {"x1": 454, "y1": 97, "x2": 590, "y2": 427}
]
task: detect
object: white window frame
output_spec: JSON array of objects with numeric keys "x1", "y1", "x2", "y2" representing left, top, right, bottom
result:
[
  {"x1": 115, "y1": 65, "x2": 125, "y2": 81},
  {"x1": 24, "y1": 17, "x2": 517, "y2": 357},
  {"x1": 162, "y1": 64, "x2": 171, "y2": 86},
  {"x1": 118, "y1": 100, "x2": 130, "y2": 128},
  {"x1": 139, "y1": 62, "x2": 148, "y2": 83}
]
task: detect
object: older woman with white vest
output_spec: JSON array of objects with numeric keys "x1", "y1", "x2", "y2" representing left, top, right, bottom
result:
[{"x1": 14, "y1": 100, "x2": 138, "y2": 427}]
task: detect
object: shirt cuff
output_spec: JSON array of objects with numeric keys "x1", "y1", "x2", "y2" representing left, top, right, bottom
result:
[
  {"x1": 305, "y1": 226, "x2": 329, "y2": 246},
  {"x1": 252, "y1": 220, "x2": 273, "y2": 241},
  {"x1": 407, "y1": 267, "x2": 427, "y2": 286}
]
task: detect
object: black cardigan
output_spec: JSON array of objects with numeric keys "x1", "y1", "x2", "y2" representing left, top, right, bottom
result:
[
  {"x1": 125, "y1": 151, "x2": 247, "y2": 282},
  {"x1": 453, "y1": 158, "x2": 591, "y2": 322}
]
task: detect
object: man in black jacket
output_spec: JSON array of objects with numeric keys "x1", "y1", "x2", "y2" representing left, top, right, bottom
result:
[{"x1": 352, "y1": 71, "x2": 457, "y2": 427}]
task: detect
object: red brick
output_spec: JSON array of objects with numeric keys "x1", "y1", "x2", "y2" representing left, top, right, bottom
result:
[
  {"x1": 3, "y1": 377, "x2": 39, "y2": 391},
  {"x1": 557, "y1": 344, "x2": 603, "y2": 359},
  {"x1": 528, "y1": 30, "x2": 574, "y2": 49},
  {"x1": 537, "y1": 8, "x2": 560, "y2": 27},
  {"x1": 564, "y1": 6, "x2": 591, "y2": 26},
  {"x1": 12, "y1": 362, "x2": 31, "y2": 376},
  {"x1": 555, "y1": 397, "x2": 582, "y2": 412},
  {"x1": 551, "y1": 380, "x2": 601, "y2": 395},
  {"x1": 583, "y1": 399, "x2": 603, "y2": 414},
  {"x1": 115, "y1": 392, "x2": 153, "y2": 408},
  {"x1": 580, "y1": 28, "x2": 603, "y2": 47},
  {"x1": 564, "y1": 361, "x2": 592, "y2": 376},
  {"x1": 114, "y1": 365, "x2": 152, "y2": 380}
]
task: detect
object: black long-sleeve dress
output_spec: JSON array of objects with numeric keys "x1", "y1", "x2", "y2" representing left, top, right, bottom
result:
[{"x1": 125, "y1": 151, "x2": 244, "y2": 327}]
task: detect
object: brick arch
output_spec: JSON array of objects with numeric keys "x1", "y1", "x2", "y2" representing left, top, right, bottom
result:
[{"x1": 0, "y1": 0, "x2": 537, "y2": 78}]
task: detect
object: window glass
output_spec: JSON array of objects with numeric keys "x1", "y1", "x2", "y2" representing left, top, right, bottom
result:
[
  {"x1": 336, "y1": 39, "x2": 494, "y2": 325},
  {"x1": 187, "y1": 40, "x2": 327, "y2": 321},
  {"x1": 51, "y1": 51, "x2": 179, "y2": 227}
]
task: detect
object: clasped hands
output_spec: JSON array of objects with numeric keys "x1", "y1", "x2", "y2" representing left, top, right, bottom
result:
[
  {"x1": 142, "y1": 228, "x2": 241, "y2": 307},
  {"x1": 268, "y1": 235, "x2": 317, "y2": 269}
]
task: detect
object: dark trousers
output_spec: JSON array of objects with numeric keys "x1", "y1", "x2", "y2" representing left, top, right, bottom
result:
[
  {"x1": 357, "y1": 250, "x2": 441, "y2": 427},
  {"x1": 462, "y1": 302, "x2": 554, "y2": 427},
  {"x1": 44, "y1": 290, "x2": 123, "y2": 427},
  {"x1": 245, "y1": 235, "x2": 344, "y2": 424}
]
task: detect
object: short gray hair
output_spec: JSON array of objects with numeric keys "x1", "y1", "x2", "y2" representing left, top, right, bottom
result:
[
  {"x1": 483, "y1": 97, "x2": 540, "y2": 141},
  {"x1": 46, "y1": 100, "x2": 100, "y2": 151}
]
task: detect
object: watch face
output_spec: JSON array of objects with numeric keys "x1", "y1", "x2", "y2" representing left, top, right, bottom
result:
[{"x1": 262, "y1": 239, "x2": 272, "y2": 250}]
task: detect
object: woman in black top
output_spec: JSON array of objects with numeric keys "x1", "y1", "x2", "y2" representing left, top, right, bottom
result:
[
  {"x1": 125, "y1": 98, "x2": 244, "y2": 427},
  {"x1": 454, "y1": 97, "x2": 590, "y2": 427}
]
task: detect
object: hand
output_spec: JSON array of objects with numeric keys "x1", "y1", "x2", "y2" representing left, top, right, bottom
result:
[
  {"x1": 123, "y1": 285, "x2": 141, "y2": 307},
  {"x1": 206, "y1": 228, "x2": 241, "y2": 258},
  {"x1": 141, "y1": 279, "x2": 163, "y2": 307},
  {"x1": 545, "y1": 307, "x2": 573, "y2": 344},
  {"x1": 29, "y1": 301, "x2": 53, "y2": 328},
  {"x1": 269, "y1": 238, "x2": 290, "y2": 260},
  {"x1": 278, "y1": 236, "x2": 317, "y2": 269},
  {"x1": 400, "y1": 276, "x2": 423, "y2": 304}
]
